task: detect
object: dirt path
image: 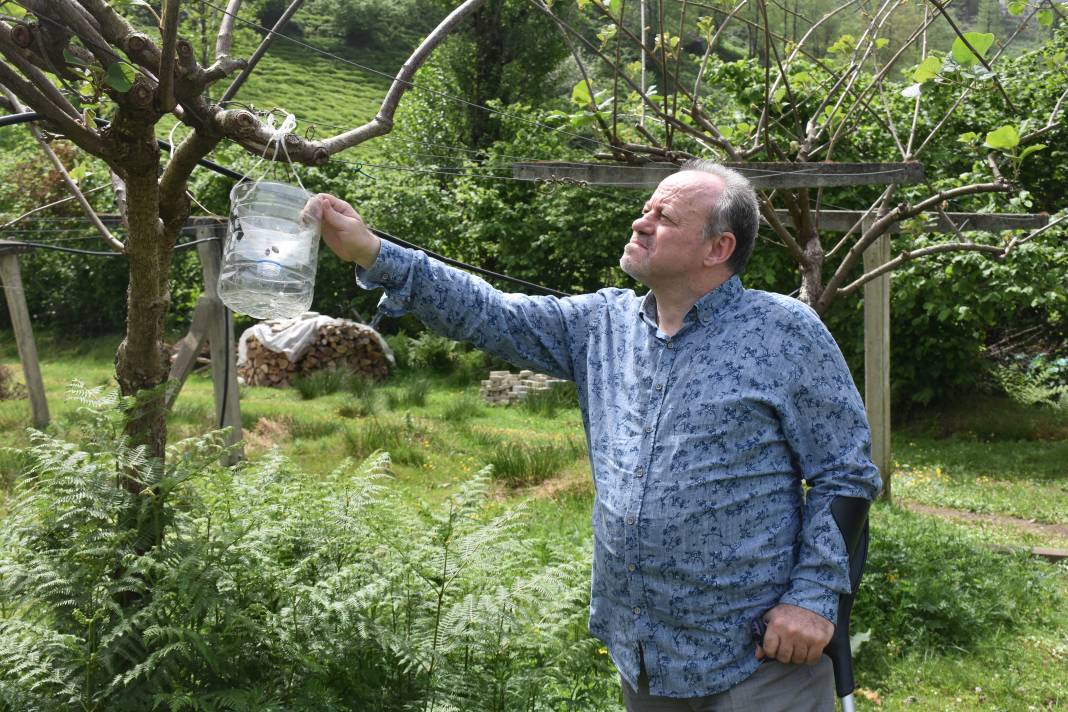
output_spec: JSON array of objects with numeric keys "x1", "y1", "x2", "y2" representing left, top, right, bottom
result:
[{"x1": 902, "y1": 501, "x2": 1068, "y2": 555}]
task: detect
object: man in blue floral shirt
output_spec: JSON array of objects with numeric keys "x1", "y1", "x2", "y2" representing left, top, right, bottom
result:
[{"x1": 317, "y1": 159, "x2": 881, "y2": 710}]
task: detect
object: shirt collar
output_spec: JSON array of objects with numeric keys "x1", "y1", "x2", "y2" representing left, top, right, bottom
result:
[{"x1": 638, "y1": 275, "x2": 745, "y2": 329}]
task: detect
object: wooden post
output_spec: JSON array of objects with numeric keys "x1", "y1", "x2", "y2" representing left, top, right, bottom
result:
[
  {"x1": 195, "y1": 225, "x2": 243, "y2": 464},
  {"x1": 165, "y1": 295, "x2": 212, "y2": 410},
  {"x1": 862, "y1": 218, "x2": 892, "y2": 501},
  {"x1": 0, "y1": 245, "x2": 49, "y2": 429}
]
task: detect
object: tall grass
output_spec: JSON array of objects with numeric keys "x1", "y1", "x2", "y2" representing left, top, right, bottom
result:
[
  {"x1": 488, "y1": 439, "x2": 583, "y2": 487},
  {"x1": 519, "y1": 381, "x2": 580, "y2": 418},
  {"x1": 441, "y1": 393, "x2": 485, "y2": 422},
  {"x1": 343, "y1": 416, "x2": 427, "y2": 466}
]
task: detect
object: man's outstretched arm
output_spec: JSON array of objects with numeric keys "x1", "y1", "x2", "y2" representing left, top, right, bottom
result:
[{"x1": 317, "y1": 193, "x2": 600, "y2": 382}]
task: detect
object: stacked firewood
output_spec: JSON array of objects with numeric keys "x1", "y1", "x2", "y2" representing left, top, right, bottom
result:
[
  {"x1": 479, "y1": 369, "x2": 565, "y2": 406},
  {"x1": 239, "y1": 323, "x2": 391, "y2": 388}
]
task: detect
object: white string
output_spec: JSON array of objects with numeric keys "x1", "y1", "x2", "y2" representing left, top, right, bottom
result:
[{"x1": 239, "y1": 111, "x2": 305, "y2": 192}]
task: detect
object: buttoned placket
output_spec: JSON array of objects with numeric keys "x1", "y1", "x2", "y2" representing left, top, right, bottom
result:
[{"x1": 623, "y1": 328, "x2": 682, "y2": 638}]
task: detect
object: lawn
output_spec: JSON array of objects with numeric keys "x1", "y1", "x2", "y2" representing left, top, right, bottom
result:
[{"x1": 1, "y1": 330, "x2": 1066, "y2": 710}]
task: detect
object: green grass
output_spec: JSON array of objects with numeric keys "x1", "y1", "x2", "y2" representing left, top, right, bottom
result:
[{"x1": 3, "y1": 334, "x2": 1067, "y2": 709}]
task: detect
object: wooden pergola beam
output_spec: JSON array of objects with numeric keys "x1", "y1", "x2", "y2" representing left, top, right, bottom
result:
[
  {"x1": 512, "y1": 161, "x2": 925, "y2": 188},
  {"x1": 0, "y1": 240, "x2": 49, "y2": 428},
  {"x1": 769, "y1": 209, "x2": 1049, "y2": 234}
]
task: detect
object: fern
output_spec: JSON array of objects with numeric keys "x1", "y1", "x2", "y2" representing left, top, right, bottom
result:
[{"x1": 0, "y1": 391, "x2": 617, "y2": 711}]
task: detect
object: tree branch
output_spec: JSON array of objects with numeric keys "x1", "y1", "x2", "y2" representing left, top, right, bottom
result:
[
  {"x1": 0, "y1": 59, "x2": 103, "y2": 154},
  {"x1": 218, "y1": 0, "x2": 304, "y2": 104},
  {"x1": 214, "y1": 0, "x2": 243, "y2": 60},
  {"x1": 0, "y1": 84, "x2": 123, "y2": 251},
  {"x1": 157, "y1": 0, "x2": 181, "y2": 112},
  {"x1": 837, "y1": 242, "x2": 1005, "y2": 295},
  {"x1": 315, "y1": 0, "x2": 488, "y2": 156},
  {"x1": 817, "y1": 180, "x2": 1013, "y2": 310}
]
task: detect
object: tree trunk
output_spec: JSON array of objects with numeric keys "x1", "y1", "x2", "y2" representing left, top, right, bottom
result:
[
  {"x1": 106, "y1": 118, "x2": 181, "y2": 482},
  {"x1": 798, "y1": 233, "x2": 824, "y2": 311}
]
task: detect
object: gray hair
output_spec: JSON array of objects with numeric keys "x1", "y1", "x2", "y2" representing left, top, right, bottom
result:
[{"x1": 679, "y1": 159, "x2": 760, "y2": 274}]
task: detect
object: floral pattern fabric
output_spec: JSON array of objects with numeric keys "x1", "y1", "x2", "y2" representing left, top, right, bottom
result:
[{"x1": 357, "y1": 240, "x2": 882, "y2": 698}]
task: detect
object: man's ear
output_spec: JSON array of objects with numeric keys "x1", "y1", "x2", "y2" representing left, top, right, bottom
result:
[{"x1": 703, "y1": 232, "x2": 736, "y2": 267}]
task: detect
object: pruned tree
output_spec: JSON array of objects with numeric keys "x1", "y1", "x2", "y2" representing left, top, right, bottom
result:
[
  {"x1": 533, "y1": 0, "x2": 1066, "y2": 311},
  {"x1": 0, "y1": 0, "x2": 489, "y2": 474}
]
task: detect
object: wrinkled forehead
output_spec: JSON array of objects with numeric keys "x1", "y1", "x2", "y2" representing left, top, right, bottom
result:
[{"x1": 647, "y1": 170, "x2": 723, "y2": 213}]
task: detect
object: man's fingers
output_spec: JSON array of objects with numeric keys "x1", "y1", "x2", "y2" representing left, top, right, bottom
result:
[
  {"x1": 789, "y1": 644, "x2": 809, "y2": 665},
  {"x1": 755, "y1": 643, "x2": 765, "y2": 660},
  {"x1": 761, "y1": 626, "x2": 780, "y2": 660}
]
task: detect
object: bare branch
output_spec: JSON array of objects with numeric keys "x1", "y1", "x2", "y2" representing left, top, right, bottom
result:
[
  {"x1": 817, "y1": 180, "x2": 1013, "y2": 310},
  {"x1": 0, "y1": 84, "x2": 123, "y2": 251},
  {"x1": 158, "y1": 0, "x2": 181, "y2": 112},
  {"x1": 316, "y1": 0, "x2": 489, "y2": 156},
  {"x1": 691, "y1": 0, "x2": 746, "y2": 113},
  {"x1": 1004, "y1": 213, "x2": 1067, "y2": 256},
  {"x1": 838, "y1": 242, "x2": 1005, "y2": 295},
  {"x1": 215, "y1": 0, "x2": 243, "y2": 60},
  {"x1": 534, "y1": 0, "x2": 618, "y2": 152},
  {"x1": 219, "y1": 0, "x2": 304, "y2": 104}
]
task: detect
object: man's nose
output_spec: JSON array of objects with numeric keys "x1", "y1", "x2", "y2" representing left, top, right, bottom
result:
[{"x1": 632, "y1": 213, "x2": 651, "y2": 234}]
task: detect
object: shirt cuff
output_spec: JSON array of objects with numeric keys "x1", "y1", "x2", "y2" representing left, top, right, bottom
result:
[
  {"x1": 354, "y1": 239, "x2": 417, "y2": 318},
  {"x1": 779, "y1": 578, "x2": 840, "y2": 626},
  {"x1": 355, "y1": 238, "x2": 410, "y2": 290}
]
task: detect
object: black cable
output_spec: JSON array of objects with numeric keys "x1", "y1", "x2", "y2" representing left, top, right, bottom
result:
[
  {"x1": 368, "y1": 227, "x2": 571, "y2": 297},
  {"x1": 0, "y1": 111, "x2": 43, "y2": 128}
]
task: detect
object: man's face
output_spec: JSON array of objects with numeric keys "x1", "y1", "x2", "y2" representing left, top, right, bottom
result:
[{"x1": 620, "y1": 171, "x2": 723, "y2": 288}]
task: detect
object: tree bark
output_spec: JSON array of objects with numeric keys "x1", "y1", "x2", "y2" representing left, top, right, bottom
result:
[{"x1": 106, "y1": 115, "x2": 179, "y2": 478}]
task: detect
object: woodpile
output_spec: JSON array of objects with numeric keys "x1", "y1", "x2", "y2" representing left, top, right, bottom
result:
[
  {"x1": 239, "y1": 323, "x2": 391, "y2": 388},
  {"x1": 480, "y1": 369, "x2": 566, "y2": 406}
]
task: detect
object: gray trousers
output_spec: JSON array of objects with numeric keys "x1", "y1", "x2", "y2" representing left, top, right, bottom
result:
[{"x1": 620, "y1": 656, "x2": 835, "y2": 712}]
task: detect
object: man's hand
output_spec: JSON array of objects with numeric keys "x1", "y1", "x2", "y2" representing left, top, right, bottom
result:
[
  {"x1": 755, "y1": 603, "x2": 834, "y2": 665},
  {"x1": 316, "y1": 193, "x2": 381, "y2": 268}
]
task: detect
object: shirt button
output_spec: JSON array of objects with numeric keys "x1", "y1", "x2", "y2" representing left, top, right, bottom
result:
[
  {"x1": 644, "y1": 425, "x2": 653, "y2": 433},
  {"x1": 666, "y1": 341, "x2": 674, "y2": 349},
  {"x1": 628, "y1": 563, "x2": 637, "y2": 572},
  {"x1": 655, "y1": 383, "x2": 663, "y2": 391},
  {"x1": 633, "y1": 607, "x2": 642, "y2": 615},
  {"x1": 625, "y1": 515, "x2": 636, "y2": 525},
  {"x1": 635, "y1": 466, "x2": 645, "y2": 478}
]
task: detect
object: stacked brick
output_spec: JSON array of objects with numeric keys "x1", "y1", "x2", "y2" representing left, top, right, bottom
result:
[
  {"x1": 238, "y1": 323, "x2": 390, "y2": 388},
  {"x1": 479, "y1": 369, "x2": 566, "y2": 406}
]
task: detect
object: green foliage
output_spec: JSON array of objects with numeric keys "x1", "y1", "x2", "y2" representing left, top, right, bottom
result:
[
  {"x1": 854, "y1": 505, "x2": 1062, "y2": 662},
  {"x1": 0, "y1": 393, "x2": 618, "y2": 710},
  {"x1": 993, "y1": 354, "x2": 1068, "y2": 412}
]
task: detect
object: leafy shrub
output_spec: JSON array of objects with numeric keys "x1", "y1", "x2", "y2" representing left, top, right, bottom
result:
[
  {"x1": 853, "y1": 504, "x2": 1062, "y2": 661},
  {"x1": 0, "y1": 390, "x2": 619, "y2": 710}
]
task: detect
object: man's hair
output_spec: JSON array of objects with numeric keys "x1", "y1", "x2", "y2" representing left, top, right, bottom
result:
[{"x1": 679, "y1": 159, "x2": 760, "y2": 274}]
